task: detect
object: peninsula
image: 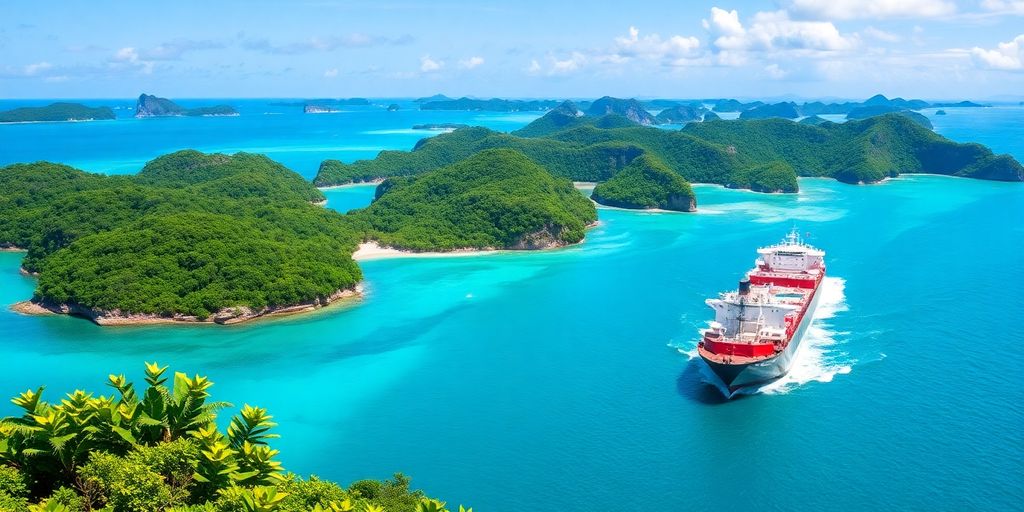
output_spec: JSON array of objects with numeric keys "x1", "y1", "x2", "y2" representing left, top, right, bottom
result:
[{"x1": 0, "y1": 102, "x2": 116, "y2": 123}]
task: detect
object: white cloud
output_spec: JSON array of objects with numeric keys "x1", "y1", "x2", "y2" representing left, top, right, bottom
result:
[
  {"x1": 971, "y1": 34, "x2": 1024, "y2": 70},
  {"x1": 420, "y1": 55, "x2": 443, "y2": 72},
  {"x1": 704, "y1": 8, "x2": 855, "y2": 62},
  {"x1": 783, "y1": 0, "x2": 955, "y2": 20},
  {"x1": 863, "y1": 26, "x2": 901, "y2": 43},
  {"x1": 612, "y1": 26, "x2": 701, "y2": 62},
  {"x1": 527, "y1": 59, "x2": 541, "y2": 74},
  {"x1": 23, "y1": 62, "x2": 52, "y2": 76},
  {"x1": 113, "y1": 47, "x2": 139, "y2": 63},
  {"x1": 980, "y1": 0, "x2": 1024, "y2": 14},
  {"x1": 550, "y1": 52, "x2": 587, "y2": 75},
  {"x1": 764, "y1": 63, "x2": 788, "y2": 78},
  {"x1": 458, "y1": 56, "x2": 485, "y2": 70},
  {"x1": 323, "y1": 68, "x2": 338, "y2": 78}
]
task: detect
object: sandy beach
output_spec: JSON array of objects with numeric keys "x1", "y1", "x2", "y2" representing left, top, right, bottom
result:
[
  {"x1": 317, "y1": 179, "x2": 384, "y2": 191},
  {"x1": 352, "y1": 241, "x2": 497, "y2": 261}
]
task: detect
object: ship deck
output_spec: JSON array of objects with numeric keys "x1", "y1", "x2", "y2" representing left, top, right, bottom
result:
[{"x1": 697, "y1": 345, "x2": 771, "y2": 365}]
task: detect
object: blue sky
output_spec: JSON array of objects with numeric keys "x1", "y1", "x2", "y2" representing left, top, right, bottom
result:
[{"x1": 2, "y1": 0, "x2": 1023, "y2": 100}]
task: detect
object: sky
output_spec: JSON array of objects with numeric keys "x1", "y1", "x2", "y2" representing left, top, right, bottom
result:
[{"x1": 2, "y1": 0, "x2": 1023, "y2": 100}]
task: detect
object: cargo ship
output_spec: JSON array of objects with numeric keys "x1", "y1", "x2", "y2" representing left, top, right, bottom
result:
[{"x1": 697, "y1": 229, "x2": 825, "y2": 395}]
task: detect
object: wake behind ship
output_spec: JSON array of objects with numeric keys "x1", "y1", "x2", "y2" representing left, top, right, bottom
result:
[{"x1": 698, "y1": 230, "x2": 825, "y2": 397}]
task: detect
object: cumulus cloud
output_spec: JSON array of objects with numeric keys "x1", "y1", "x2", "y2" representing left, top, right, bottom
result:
[
  {"x1": 113, "y1": 47, "x2": 140, "y2": 63},
  {"x1": 764, "y1": 63, "x2": 788, "y2": 78},
  {"x1": 420, "y1": 55, "x2": 444, "y2": 72},
  {"x1": 458, "y1": 56, "x2": 485, "y2": 69},
  {"x1": 323, "y1": 68, "x2": 339, "y2": 78},
  {"x1": 703, "y1": 8, "x2": 855, "y2": 65},
  {"x1": 550, "y1": 52, "x2": 587, "y2": 75},
  {"x1": 612, "y1": 26, "x2": 701, "y2": 63},
  {"x1": 782, "y1": 0, "x2": 955, "y2": 20},
  {"x1": 981, "y1": 0, "x2": 1024, "y2": 14},
  {"x1": 971, "y1": 34, "x2": 1024, "y2": 70},
  {"x1": 110, "y1": 47, "x2": 154, "y2": 74}
]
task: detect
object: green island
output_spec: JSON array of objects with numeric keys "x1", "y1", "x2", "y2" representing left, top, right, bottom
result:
[
  {"x1": 0, "y1": 103, "x2": 116, "y2": 123},
  {"x1": 357, "y1": 149, "x2": 595, "y2": 251},
  {"x1": 738, "y1": 102, "x2": 800, "y2": 119},
  {"x1": 0, "y1": 362, "x2": 466, "y2": 512},
  {"x1": 2, "y1": 148, "x2": 597, "y2": 324},
  {"x1": 315, "y1": 111, "x2": 1023, "y2": 194},
  {"x1": 591, "y1": 155, "x2": 697, "y2": 211},
  {"x1": 135, "y1": 94, "x2": 238, "y2": 118}
]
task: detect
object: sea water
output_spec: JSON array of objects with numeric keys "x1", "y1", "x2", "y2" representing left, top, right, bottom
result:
[{"x1": 0, "y1": 102, "x2": 1022, "y2": 510}]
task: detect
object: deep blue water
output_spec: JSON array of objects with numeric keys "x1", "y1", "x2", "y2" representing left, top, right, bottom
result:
[{"x1": 1, "y1": 102, "x2": 1022, "y2": 510}]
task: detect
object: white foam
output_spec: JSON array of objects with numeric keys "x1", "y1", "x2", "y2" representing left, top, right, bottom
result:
[{"x1": 674, "y1": 276, "x2": 852, "y2": 396}]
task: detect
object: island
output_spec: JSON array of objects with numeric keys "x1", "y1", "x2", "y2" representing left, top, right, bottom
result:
[
  {"x1": 419, "y1": 97, "x2": 563, "y2": 112},
  {"x1": 414, "y1": 93, "x2": 454, "y2": 103},
  {"x1": 387, "y1": 103, "x2": 401, "y2": 111},
  {"x1": 653, "y1": 105, "x2": 706, "y2": 124},
  {"x1": 936, "y1": 110, "x2": 947, "y2": 115},
  {"x1": 846, "y1": 105, "x2": 933, "y2": 129},
  {"x1": 135, "y1": 94, "x2": 238, "y2": 117},
  {"x1": 304, "y1": 104, "x2": 341, "y2": 113},
  {"x1": 314, "y1": 111, "x2": 1024, "y2": 193},
  {"x1": 739, "y1": 102, "x2": 800, "y2": 119},
  {"x1": 0, "y1": 102, "x2": 116, "y2": 123},
  {"x1": 714, "y1": 94, "x2": 986, "y2": 116},
  {"x1": 411, "y1": 123, "x2": 470, "y2": 131},
  {"x1": 586, "y1": 96, "x2": 657, "y2": 125},
  {"x1": 356, "y1": 148, "x2": 596, "y2": 251},
  {"x1": 2, "y1": 148, "x2": 600, "y2": 325},
  {"x1": 591, "y1": 155, "x2": 697, "y2": 211},
  {"x1": 798, "y1": 115, "x2": 830, "y2": 126}
]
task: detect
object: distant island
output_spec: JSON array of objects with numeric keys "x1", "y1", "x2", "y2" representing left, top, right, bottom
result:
[
  {"x1": 0, "y1": 102, "x2": 115, "y2": 123},
  {"x1": 315, "y1": 109, "x2": 1023, "y2": 199},
  {"x1": 591, "y1": 155, "x2": 697, "y2": 211},
  {"x1": 135, "y1": 94, "x2": 237, "y2": 118},
  {"x1": 846, "y1": 105, "x2": 933, "y2": 129},
  {"x1": 936, "y1": 110, "x2": 947, "y2": 115},
  {"x1": 739, "y1": 102, "x2": 800, "y2": 120},
  {"x1": 304, "y1": 104, "x2": 341, "y2": 114},
  {"x1": 653, "y1": 105, "x2": 707, "y2": 124},
  {"x1": 419, "y1": 97, "x2": 563, "y2": 112},
  {"x1": 587, "y1": 96, "x2": 657, "y2": 125},
  {"x1": 387, "y1": 103, "x2": 401, "y2": 111},
  {"x1": 411, "y1": 123, "x2": 470, "y2": 130},
  {"x1": 714, "y1": 94, "x2": 987, "y2": 118},
  {"x1": 414, "y1": 93, "x2": 453, "y2": 103},
  {"x1": 2, "y1": 148, "x2": 598, "y2": 324}
]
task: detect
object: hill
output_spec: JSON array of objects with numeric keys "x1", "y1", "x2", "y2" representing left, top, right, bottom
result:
[
  {"x1": 591, "y1": 155, "x2": 696, "y2": 211},
  {"x1": 0, "y1": 102, "x2": 116, "y2": 123},
  {"x1": 351, "y1": 149, "x2": 596, "y2": 251},
  {"x1": 740, "y1": 102, "x2": 800, "y2": 119},
  {"x1": 135, "y1": 94, "x2": 237, "y2": 117},
  {"x1": 653, "y1": 105, "x2": 706, "y2": 124},
  {"x1": 586, "y1": 96, "x2": 656, "y2": 125}
]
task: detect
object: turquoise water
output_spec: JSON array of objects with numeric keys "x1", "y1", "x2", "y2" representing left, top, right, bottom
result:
[{"x1": 1, "y1": 103, "x2": 1023, "y2": 510}]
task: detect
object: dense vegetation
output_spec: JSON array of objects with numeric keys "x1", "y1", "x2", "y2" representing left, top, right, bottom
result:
[
  {"x1": 846, "y1": 106, "x2": 933, "y2": 129},
  {"x1": 351, "y1": 149, "x2": 596, "y2": 250},
  {"x1": 0, "y1": 103, "x2": 115, "y2": 123},
  {"x1": 315, "y1": 112, "x2": 1022, "y2": 192},
  {"x1": 0, "y1": 363, "x2": 465, "y2": 512},
  {"x1": 739, "y1": 102, "x2": 800, "y2": 119},
  {"x1": 652, "y1": 105, "x2": 706, "y2": 124},
  {"x1": 0, "y1": 151, "x2": 363, "y2": 319},
  {"x1": 586, "y1": 97, "x2": 656, "y2": 125},
  {"x1": 591, "y1": 155, "x2": 696, "y2": 211},
  {"x1": 419, "y1": 97, "x2": 561, "y2": 112},
  {"x1": 135, "y1": 94, "x2": 237, "y2": 118},
  {"x1": 681, "y1": 114, "x2": 1022, "y2": 183}
]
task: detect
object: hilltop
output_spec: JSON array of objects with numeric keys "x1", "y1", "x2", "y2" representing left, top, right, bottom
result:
[{"x1": 591, "y1": 155, "x2": 697, "y2": 211}]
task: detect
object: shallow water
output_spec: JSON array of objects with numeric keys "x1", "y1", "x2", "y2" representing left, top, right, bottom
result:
[{"x1": 1, "y1": 103, "x2": 1022, "y2": 510}]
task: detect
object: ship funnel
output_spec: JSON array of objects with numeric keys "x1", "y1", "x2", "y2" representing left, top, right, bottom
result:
[{"x1": 738, "y1": 278, "x2": 751, "y2": 295}]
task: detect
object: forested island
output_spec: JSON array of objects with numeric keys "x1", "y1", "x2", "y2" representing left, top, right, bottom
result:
[
  {"x1": 2, "y1": 148, "x2": 597, "y2": 324},
  {"x1": 0, "y1": 102, "x2": 116, "y2": 123},
  {"x1": 315, "y1": 110, "x2": 1023, "y2": 195},
  {"x1": 0, "y1": 362, "x2": 463, "y2": 512},
  {"x1": 135, "y1": 94, "x2": 237, "y2": 117},
  {"x1": 591, "y1": 155, "x2": 696, "y2": 211}
]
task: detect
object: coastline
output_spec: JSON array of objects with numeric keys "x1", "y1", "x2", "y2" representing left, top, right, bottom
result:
[
  {"x1": 353, "y1": 241, "x2": 498, "y2": 261},
  {"x1": 318, "y1": 179, "x2": 384, "y2": 191},
  {"x1": 10, "y1": 285, "x2": 363, "y2": 326}
]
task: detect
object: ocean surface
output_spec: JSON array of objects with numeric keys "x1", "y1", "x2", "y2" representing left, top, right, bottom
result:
[{"x1": 1, "y1": 101, "x2": 1023, "y2": 510}]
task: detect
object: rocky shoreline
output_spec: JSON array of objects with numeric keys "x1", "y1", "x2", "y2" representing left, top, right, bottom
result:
[{"x1": 10, "y1": 285, "x2": 363, "y2": 326}]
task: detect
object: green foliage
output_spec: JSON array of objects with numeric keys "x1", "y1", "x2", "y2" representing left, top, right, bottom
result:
[
  {"x1": 591, "y1": 155, "x2": 696, "y2": 211},
  {"x1": 0, "y1": 103, "x2": 116, "y2": 123},
  {"x1": 0, "y1": 150, "x2": 363, "y2": 318},
  {"x1": 0, "y1": 364, "x2": 455, "y2": 511},
  {"x1": 351, "y1": 149, "x2": 597, "y2": 251},
  {"x1": 728, "y1": 161, "x2": 800, "y2": 193}
]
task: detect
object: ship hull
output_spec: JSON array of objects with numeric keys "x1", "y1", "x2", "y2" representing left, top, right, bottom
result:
[{"x1": 701, "y1": 281, "x2": 823, "y2": 394}]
